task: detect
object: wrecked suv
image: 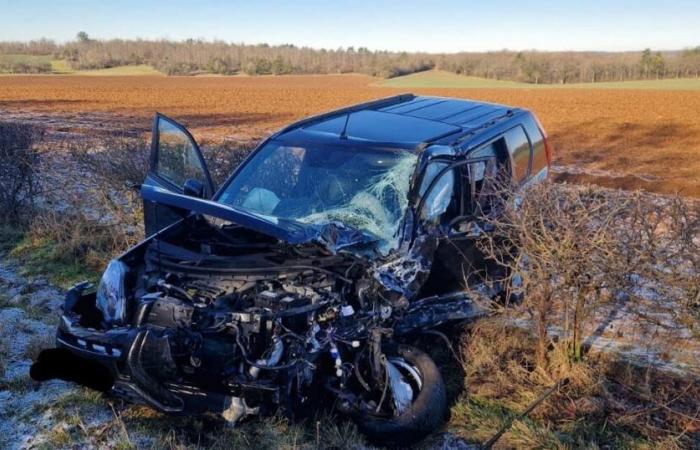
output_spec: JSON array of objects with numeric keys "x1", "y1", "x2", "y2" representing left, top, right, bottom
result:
[{"x1": 32, "y1": 94, "x2": 551, "y2": 444}]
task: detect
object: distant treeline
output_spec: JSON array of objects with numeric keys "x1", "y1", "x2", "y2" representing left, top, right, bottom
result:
[{"x1": 2, "y1": 34, "x2": 700, "y2": 83}]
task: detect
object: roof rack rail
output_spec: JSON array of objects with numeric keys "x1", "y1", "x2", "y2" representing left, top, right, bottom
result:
[{"x1": 271, "y1": 93, "x2": 416, "y2": 137}]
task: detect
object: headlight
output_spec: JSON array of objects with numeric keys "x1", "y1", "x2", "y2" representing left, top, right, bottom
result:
[{"x1": 96, "y1": 259, "x2": 128, "y2": 325}]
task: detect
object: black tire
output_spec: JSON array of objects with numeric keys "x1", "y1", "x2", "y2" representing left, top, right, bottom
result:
[{"x1": 353, "y1": 344, "x2": 447, "y2": 445}]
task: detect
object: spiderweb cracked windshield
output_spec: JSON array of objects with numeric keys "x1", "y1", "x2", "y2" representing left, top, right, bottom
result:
[{"x1": 219, "y1": 142, "x2": 418, "y2": 253}]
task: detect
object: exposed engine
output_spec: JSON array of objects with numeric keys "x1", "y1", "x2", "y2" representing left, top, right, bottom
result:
[{"x1": 125, "y1": 218, "x2": 378, "y2": 420}]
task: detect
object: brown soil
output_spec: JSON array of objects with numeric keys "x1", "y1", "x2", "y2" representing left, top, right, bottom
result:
[{"x1": 2, "y1": 74, "x2": 700, "y2": 195}]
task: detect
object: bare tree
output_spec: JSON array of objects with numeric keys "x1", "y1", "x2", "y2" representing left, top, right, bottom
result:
[{"x1": 1, "y1": 37, "x2": 699, "y2": 81}]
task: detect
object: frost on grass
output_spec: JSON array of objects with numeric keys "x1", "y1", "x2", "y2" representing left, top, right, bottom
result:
[{"x1": 298, "y1": 152, "x2": 417, "y2": 253}]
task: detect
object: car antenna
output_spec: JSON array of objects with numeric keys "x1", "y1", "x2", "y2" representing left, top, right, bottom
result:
[{"x1": 339, "y1": 113, "x2": 350, "y2": 140}]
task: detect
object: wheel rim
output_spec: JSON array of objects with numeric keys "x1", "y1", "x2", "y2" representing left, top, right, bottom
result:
[
  {"x1": 385, "y1": 356, "x2": 423, "y2": 415},
  {"x1": 389, "y1": 357, "x2": 423, "y2": 390}
]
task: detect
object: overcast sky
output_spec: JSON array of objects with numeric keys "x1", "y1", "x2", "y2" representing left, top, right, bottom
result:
[{"x1": 1, "y1": 0, "x2": 698, "y2": 53}]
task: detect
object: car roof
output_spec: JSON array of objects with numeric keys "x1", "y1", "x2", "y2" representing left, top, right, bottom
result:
[{"x1": 274, "y1": 94, "x2": 521, "y2": 149}]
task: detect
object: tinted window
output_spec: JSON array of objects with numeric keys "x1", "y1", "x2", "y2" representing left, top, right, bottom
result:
[
  {"x1": 465, "y1": 143, "x2": 500, "y2": 217},
  {"x1": 522, "y1": 117, "x2": 547, "y2": 177},
  {"x1": 504, "y1": 126, "x2": 531, "y2": 182},
  {"x1": 156, "y1": 119, "x2": 207, "y2": 189}
]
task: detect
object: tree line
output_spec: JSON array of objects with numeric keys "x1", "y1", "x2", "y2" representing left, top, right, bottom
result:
[{"x1": 1, "y1": 34, "x2": 699, "y2": 83}]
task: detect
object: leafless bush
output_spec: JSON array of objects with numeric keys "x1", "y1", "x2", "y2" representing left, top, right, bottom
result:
[
  {"x1": 0, "y1": 59, "x2": 52, "y2": 74},
  {"x1": 34, "y1": 136, "x2": 252, "y2": 273},
  {"x1": 67, "y1": 135, "x2": 150, "y2": 192},
  {"x1": 457, "y1": 181, "x2": 700, "y2": 445},
  {"x1": 469, "y1": 180, "x2": 700, "y2": 369},
  {"x1": 0, "y1": 122, "x2": 44, "y2": 223},
  {"x1": 468, "y1": 181, "x2": 627, "y2": 366},
  {"x1": 620, "y1": 192, "x2": 700, "y2": 314},
  {"x1": 68, "y1": 135, "x2": 253, "y2": 192}
]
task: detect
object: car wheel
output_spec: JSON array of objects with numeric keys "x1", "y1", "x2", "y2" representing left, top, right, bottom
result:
[{"x1": 353, "y1": 344, "x2": 447, "y2": 445}]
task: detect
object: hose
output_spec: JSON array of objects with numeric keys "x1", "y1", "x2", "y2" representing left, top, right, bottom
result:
[{"x1": 231, "y1": 324, "x2": 301, "y2": 371}]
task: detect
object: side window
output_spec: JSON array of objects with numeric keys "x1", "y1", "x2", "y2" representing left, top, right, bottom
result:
[
  {"x1": 156, "y1": 119, "x2": 207, "y2": 190},
  {"x1": 419, "y1": 162, "x2": 456, "y2": 223},
  {"x1": 504, "y1": 126, "x2": 531, "y2": 183},
  {"x1": 522, "y1": 117, "x2": 547, "y2": 177},
  {"x1": 464, "y1": 142, "x2": 500, "y2": 217}
]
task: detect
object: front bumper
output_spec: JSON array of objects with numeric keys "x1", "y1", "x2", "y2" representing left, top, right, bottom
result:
[{"x1": 37, "y1": 283, "x2": 269, "y2": 417}]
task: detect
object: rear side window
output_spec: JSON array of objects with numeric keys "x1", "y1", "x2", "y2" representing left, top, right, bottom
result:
[
  {"x1": 522, "y1": 116, "x2": 547, "y2": 177},
  {"x1": 504, "y1": 126, "x2": 531, "y2": 183}
]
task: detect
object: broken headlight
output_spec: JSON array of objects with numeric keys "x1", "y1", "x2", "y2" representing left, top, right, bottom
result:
[{"x1": 96, "y1": 259, "x2": 127, "y2": 325}]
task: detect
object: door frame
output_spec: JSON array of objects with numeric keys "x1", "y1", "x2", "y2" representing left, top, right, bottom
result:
[{"x1": 148, "y1": 112, "x2": 215, "y2": 198}]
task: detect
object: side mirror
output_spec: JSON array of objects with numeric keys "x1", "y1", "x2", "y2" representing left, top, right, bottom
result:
[{"x1": 183, "y1": 178, "x2": 205, "y2": 198}]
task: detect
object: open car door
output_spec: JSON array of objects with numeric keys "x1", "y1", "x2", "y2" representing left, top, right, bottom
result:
[{"x1": 142, "y1": 113, "x2": 215, "y2": 236}]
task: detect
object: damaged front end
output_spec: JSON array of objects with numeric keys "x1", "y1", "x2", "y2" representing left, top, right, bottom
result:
[{"x1": 32, "y1": 207, "x2": 486, "y2": 443}]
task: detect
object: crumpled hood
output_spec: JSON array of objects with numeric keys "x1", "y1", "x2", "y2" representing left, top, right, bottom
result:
[{"x1": 141, "y1": 184, "x2": 378, "y2": 254}]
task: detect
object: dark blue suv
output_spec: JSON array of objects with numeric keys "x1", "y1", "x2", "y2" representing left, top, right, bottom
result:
[{"x1": 32, "y1": 94, "x2": 551, "y2": 444}]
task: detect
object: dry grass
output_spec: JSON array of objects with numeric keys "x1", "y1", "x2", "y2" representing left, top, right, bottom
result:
[
  {"x1": 9, "y1": 204, "x2": 139, "y2": 286},
  {"x1": 449, "y1": 319, "x2": 700, "y2": 448},
  {"x1": 99, "y1": 406, "x2": 372, "y2": 450}
]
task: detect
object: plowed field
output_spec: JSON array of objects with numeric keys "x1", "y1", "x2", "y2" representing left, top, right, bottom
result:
[{"x1": 2, "y1": 74, "x2": 700, "y2": 195}]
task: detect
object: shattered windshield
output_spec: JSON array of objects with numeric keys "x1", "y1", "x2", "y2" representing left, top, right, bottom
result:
[{"x1": 217, "y1": 141, "x2": 418, "y2": 253}]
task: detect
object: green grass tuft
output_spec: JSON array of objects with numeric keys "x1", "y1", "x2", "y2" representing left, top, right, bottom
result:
[
  {"x1": 0, "y1": 53, "x2": 52, "y2": 65},
  {"x1": 0, "y1": 56, "x2": 162, "y2": 76},
  {"x1": 50, "y1": 59, "x2": 74, "y2": 74},
  {"x1": 74, "y1": 64, "x2": 163, "y2": 76},
  {"x1": 0, "y1": 373, "x2": 35, "y2": 393},
  {"x1": 9, "y1": 235, "x2": 99, "y2": 288},
  {"x1": 0, "y1": 223, "x2": 27, "y2": 253}
]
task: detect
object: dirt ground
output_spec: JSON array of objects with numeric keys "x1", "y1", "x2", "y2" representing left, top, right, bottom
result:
[{"x1": 2, "y1": 74, "x2": 700, "y2": 195}]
